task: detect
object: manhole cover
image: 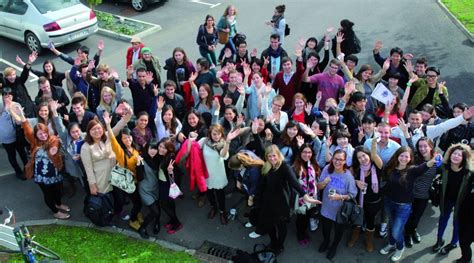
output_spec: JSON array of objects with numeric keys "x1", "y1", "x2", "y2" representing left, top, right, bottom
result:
[{"x1": 197, "y1": 240, "x2": 240, "y2": 261}]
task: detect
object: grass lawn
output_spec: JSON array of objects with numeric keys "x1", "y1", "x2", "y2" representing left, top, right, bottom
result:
[
  {"x1": 442, "y1": 0, "x2": 474, "y2": 33},
  {"x1": 1, "y1": 225, "x2": 197, "y2": 262}
]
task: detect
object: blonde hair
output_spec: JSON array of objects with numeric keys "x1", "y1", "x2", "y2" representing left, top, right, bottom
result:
[
  {"x1": 96, "y1": 64, "x2": 110, "y2": 73},
  {"x1": 325, "y1": 98, "x2": 337, "y2": 108},
  {"x1": 3, "y1": 67, "x2": 15, "y2": 77},
  {"x1": 239, "y1": 153, "x2": 264, "y2": 166},
  {"x1": 99, "y1": 86, "x2": 116, "y2": 113},
  {"x1": 262, "y1": 145, "x2": 284, "y2": 175},
  {"x1": 223, "y1": 5, "x2": 237, "y2": 16}
]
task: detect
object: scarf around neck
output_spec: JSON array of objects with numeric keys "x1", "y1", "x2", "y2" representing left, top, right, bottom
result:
[
  {"x1": 359, "y1": 163, "x2": 379, "y2": 207},
  {"x1": 271, "y1": 14, "x2": 283, "y2": 29}
]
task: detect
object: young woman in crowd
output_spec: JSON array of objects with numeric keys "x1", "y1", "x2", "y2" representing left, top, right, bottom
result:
[
  {"x1": 287, "y1": 93, "x2": 314, "y2": 124},
  {"x1": 197, "y1": 15, "x2": 218, "y2": 67},
  {"x1": 24, "y1": 102, "x2": 57, "y2": 135},
  {"x1": 189, "y1": 72, "x2": 217, "y2": 117},
  {"x1": 246, "y1": 58, "x2": 269, "y2": 86},
  {"x1": 278, "y1": 121, "x2": 302, "y2": 164},
  {"x1": 104, "y1": 111, "x2": 143, "y2": 231},
  {"x1": 244, "y1": 69, "x2": 276, "y2": 120},
  {"x1": 155, "y1": 97, "x2": 182, "y2": 142},
  {"x1": 300, "y1": 39, "x2": 330, "y2": 103},
  {"x1": 433, "y1": 144, "x2": 473, "y2": 256},
  {"x1": 267, "y1": 5, "x2": 286, "y2": 46},
  {"x1": 11, "y1": 105, "x2": 69, "y2": 219},
  {"x1": 293, "y1": 143, "x2": 321, "y2": 246},
  {"x1": 217, "y1": 5, "x2": 238, "y2": 62},
  {"x1": 96, "y1": 86, "x2": 122, "y2": 121},
  {"x1": 380, "y1": 146, "x2": 438, "y2": 262},
  {"x1": 196, "y1": 125, "x2": 239, "y2": 225},
  {"x1": 317, "y1": 149, "x2": 357, "y2": 260},
  {"x1": 164, "y1": 47, "x2": 196, "y2": 91},
  {"x1": 325, "y1": 130, "x2": 354, "y2": 167},
  {"x1": 250, "y1": 117, "x2": 321, "y2": 254},
  {"x1": 132, "y1": 111, "x2": 154, "y2": 151},
  {"x1": 0, "y1": 88, "x2": 28, "y2": 180},
  {"x1": 347, "y1": 142, "x2": 382, "y2": 252},
  {"x1": 178, "y1": 110, "x2": 208, "y2": 143},
  {"x1": 265, "y1": 95, "x2": 289, "y2": 138}
]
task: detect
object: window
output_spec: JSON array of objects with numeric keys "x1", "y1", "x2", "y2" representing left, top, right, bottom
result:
[
  {"x1": 3, "y1": 0, "x2": 28, "y2": 15},
  {"x1": 31, "y1": 0, "x2": 80, "y2": 14}
]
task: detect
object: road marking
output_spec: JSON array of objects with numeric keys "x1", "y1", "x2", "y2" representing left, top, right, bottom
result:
[
  {"x1": 0, "y1": 58, "x2": 39, "y2": 83},
  {"x1": 190, "y1": 0, "x2": 221, "y2": 8}
]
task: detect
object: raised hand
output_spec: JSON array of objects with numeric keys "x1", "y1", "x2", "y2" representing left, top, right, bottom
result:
[
  {"x1": 145, "y1": 71, "x2": 154, "y2": 84},
  {"x1": 16, "y1": 55, "x2": 25, "y2": 66},
  {"x1": 383, "y1": 58, "x2": 391, "y2": 71},
  {"x1": 296, "y1": 135, "x2": 304, "y2": 148},
  {"x1": 326, "y1": 135, "x2": 333, "y2": 146},
  {"x1": 438, "y1": 81, "x2": 446, "y2": 93},
  {"x1": 344, "y1": 81, "x2": 356, "y2": 95},
  {"x1": 237, "y1": 83, "x2": 245, "y2": 95},
  {"x1": 153, "y1": 84, "x2": 159, "y2": 96},
  {"x1": 167, "y1": 159, "x2": 175, "y2": 174},
  {"x1": 74, "y1": 56, "x2": 82, "y2": 66},
  {"x1": 305, "y1": 102, "x2": 313, "y2": 115},
  {"x1": 358, "y1": 126, "x2": 364, "y2": 141},
  {"x1": 264, "y1": 128, "x2": 273, "y2": 141},
  {"x1": 103, "y1": 111, "x2": 112, "y2": 125},
  {"x1": 316, "y1": 91, "x2": 322, "y2": 102},
  {"x1": 306, "y1": 59, "x2": 316, "y2": 69},
  {"x1": 110, "y1": 70, "x2": 119, "y2": 80},
  {"x1": 87, "y1": 59, "x2": 95, "y2": 71},
  {"x1": 212, "y1": 97, "x2": 221, "y2": 111},
  {"x1": 250, "y1": 48, "x2": 257, "y2": 57},
  {"x1": 298, "y1": 37, "x2": 306, "y2": 48},
  {"x1": 227, "y1": 128, "x2": 241, "y2": 142},
  {"x1": 336, "y1": 31, "x2": 344, "y2": 43},
  {"x1": 188, "y1": 71, "x2": 198, "y2": 83},
  {"x1": 295, "y1": 47, "x2": 303, "y2": 58},
  {"x1": 251, "y1": 118, "x2": 259, "y2": 134},
  {"x1": 49, "y1": 100, "x2": 59, "y2": 114},
  {"x1": 97, "y1": 40, "x2": 105, "y2": 51},
  {"x1": 404, "y1": 59, "x2": 414, "y2": 73},
  {"x1": 374, "y1": 40, "x2": 383, "y2": 52},
  {"x1": 236, "y1": 114, "x2": 245, "y2": 127},
  {"x1": 157, "y1": 96, "x2": 164, "y2": 110},
  {"x1": 326, "y1": 26, "x2": 334, "y2": 34},
  {"x1": 321, "y1": 111, "x2": 329, "y2": 122},
  {"x1": 263, "y1": 56, "x2": 269, "y2": 66},
  {"x1": 398, "y1": 118, "x2": 409, "y2": 134},
  {"x1": 462, "y1": 106, "x2": 474, "y2": 120},
  {"x1": 28, "y1": 51, "x2": 38, "y2": 64},
  {"x1": 408, "y1": 74, "x2": 419, "y2": 84},
  {"x1": 301, "y1": 124, "x2": 316, "y2": 138}
]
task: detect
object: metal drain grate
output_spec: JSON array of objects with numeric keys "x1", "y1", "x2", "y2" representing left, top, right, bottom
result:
[{"x1": 196, "y1": 240, "x2": 239, "y2": 261}]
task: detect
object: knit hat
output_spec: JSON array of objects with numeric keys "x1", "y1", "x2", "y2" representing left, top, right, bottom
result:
[{"x1": 141, "y1": 47, "x2": 151, "y2": 55}]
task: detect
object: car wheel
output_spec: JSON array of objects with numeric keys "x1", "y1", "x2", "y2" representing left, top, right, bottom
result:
[
  {"x1": 25, "y1": 32, "x2": 43, "y2": 54},
  {"x1": 131, "y1": 0, "x2": 148, "y2": 11}
]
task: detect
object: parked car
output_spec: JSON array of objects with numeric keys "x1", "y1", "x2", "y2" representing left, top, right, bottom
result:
[
  {"x1": 116, "y1": 0, "x2": 160, "y2": 12},
  {"x1": 0, "y1": 0, "x2": 98, "y2": 54}
]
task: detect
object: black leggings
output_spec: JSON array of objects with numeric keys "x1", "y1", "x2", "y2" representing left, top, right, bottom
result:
[
  {"x1": 38, "y1": 182, "x2": 62, "y2": 213},
  {"x1": 142, "y1": 201, "x2": 160, "y2": 229},
  {"x1": 113, "y1": 187, "x2": 142, "y2": 221},
  {"x1": 2, "y1": 141, "x2": 28, "y2": 174},
  {"x1": 364, "y1": 200, "x2": 382, "y2": 231},
  {"x1": 268, "y1": 221, "x2": 287, "y2": 251},
  {"x1": 459, "y1": 214, "x2": 473, "y2": 262},
  {"x1": 321, "y1": 216, "x2": 346, "y2": 248},
  {"x1": 296, "y1": 213, "x2": 310, "y2": 241},
  {"x1": 161, "y1": 199, "x2": 181, "y2": 227},
  {"x1": 405, "y1": 197, "x2": 429, "y2": 234},
  {"x1": 206, "y1": 189, "x2": 226, "y2": 212}
]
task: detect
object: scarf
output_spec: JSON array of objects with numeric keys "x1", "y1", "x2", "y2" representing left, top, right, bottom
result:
[
  {"x1": 359, "y1": 163, "x2": 379, "y2": 207},
  {"x1": 298, "y1": 164, "x2": 317, "y2": 206},
  {"x1": 271, "y1": 14, "x2": 283, "y2": 29},
  {"x1": 205, "y1": 138, "x2": 225, "y2": 152},
  {"x1": 267, "y1": 45, "x2": 284, "y2": 58}
]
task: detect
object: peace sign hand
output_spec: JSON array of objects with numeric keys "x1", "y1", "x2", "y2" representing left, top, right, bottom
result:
[{"x1": 167, "y1": 159, "x2": 175, "y2": 174}]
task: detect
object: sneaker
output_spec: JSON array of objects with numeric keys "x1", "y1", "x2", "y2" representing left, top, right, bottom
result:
[
  {"x1": 129, "y1": 220, "x2": 141, "y2": 231},
  {"x1": 380, "y1": 244, "x2": 396, "y2": 255},
  {"x1": 167, "y1": 224, "x2": 183, "y2": 234},
  {"x1": 379, "y1": 223, "x2": 388, "y2": 238},
  {"x1": 390, "y1": 248, "x2": 405, "y2": 262},
  {"x1": 119, "y1": 210, "x2": 130, "y2": 221},
  {"x1": 309, "y1": 218, "x2": 318, "y2": 231},
  {"x1": 249, "y1": 231, "x2": 261, "y2": 239},
  {"x1": 164, "y1": 223, "x2": 173, "y2": 229},
  {"x1": 244, "y1": 222, "x2": 253, "y2": 228}
]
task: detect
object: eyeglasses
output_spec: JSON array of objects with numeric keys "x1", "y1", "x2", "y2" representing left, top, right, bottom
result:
[
  {"x1": 272, "y1": 103, "x2": 283, "y2": 108},
  {"x1": 333, "y1": 158, "x2": 345, "y2": 162},
  {"x1": 426, "y1": 74, "x2": 437, "y2": 78}
]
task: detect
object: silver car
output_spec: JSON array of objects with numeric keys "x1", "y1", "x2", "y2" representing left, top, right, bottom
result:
[{"x1": 0, "y1": 0, "x2": 98, "y2": 54}]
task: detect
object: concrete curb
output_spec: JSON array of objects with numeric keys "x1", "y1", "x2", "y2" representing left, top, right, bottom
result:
[
  {"x1": 96, "y1": 11, "x2": 162, "y2": 42},
  {"x1": 17, "y1": 220, "x2": 193, "y2": 256},
  {"x1": 436, "y1": 0, "x2": 474, "y2": 43}
]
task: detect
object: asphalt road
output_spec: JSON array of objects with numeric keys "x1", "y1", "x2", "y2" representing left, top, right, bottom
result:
[{"x1": 1, "y1": 0, "x2": 473, "y2": 262}]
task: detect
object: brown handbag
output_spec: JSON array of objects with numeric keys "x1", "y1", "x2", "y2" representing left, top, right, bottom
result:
[{"x1": 218, "y1": 30, "x2": 228, "y2": 44}]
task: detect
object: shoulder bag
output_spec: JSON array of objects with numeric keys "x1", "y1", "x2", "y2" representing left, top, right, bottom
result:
[
  {"x1": 336, "y1": 195, "x2": 364, "y2": 226},
  {"x1": 110, "y1": 153, "x2": 136, "y2": 194}
]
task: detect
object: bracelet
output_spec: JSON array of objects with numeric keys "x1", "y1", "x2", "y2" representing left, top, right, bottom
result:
[{"x1": 406, "y1": 82, "x2": 412, "y2": 87}]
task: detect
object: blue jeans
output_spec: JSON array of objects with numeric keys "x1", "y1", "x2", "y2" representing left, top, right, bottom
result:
[
  {"x1": 437, "y1": 200, "x2": 459, "y2": 245},
  {"x1": 385, "y1": 199, "x2": 412, "y2": 249}
]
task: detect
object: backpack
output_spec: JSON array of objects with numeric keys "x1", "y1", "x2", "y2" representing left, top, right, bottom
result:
[
  {"x1": 352, "y1": 35, "x2": 361, "y2": 54},
  {"x1": 284, "y1": 24, "x2": 290, "y2": 36},
  {"x1": 233, "y1": 33, "x2": 247, "y2": 45},
  {"x1": 84, "y1": 193, "x2": 114, "y2": 227}
]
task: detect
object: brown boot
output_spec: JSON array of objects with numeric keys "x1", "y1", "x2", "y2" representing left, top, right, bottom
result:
[
  {"x1": 365, "y1": 229, "x2": 375, "y2": 252},
  {"x1": 347, "y1": 227, "x2": 361, "y2": 248}
]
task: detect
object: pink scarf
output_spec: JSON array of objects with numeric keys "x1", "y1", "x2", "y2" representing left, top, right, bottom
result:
[{"x1": 359, "y1": 163, "x2": 378, "y2": 207}]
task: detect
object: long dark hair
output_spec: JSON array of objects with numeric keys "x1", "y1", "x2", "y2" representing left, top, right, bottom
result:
[
  {"x1": 118, "y1": 127, "x2": 137, "y2": 158},
  {"x1": 415, "y1": 137, "x2": 435, "y2": 163},
  {"x1": 384, "y1": 146, "x2": 414, "y2": 185},
  {"x1": 351, "y1": 146, "x2": 372, "y2": 172},
  {"x1": 172, "y1": 47, "x2": 190, "y2": 67},
  {"x1": 328, "y1": 149, "x2": 348, "y2": 174},
  {"x1": 222, "y1": 105, "x2": 238, "y2": 131},
  {"x1": 280, "y1": 121, "x2": 300, "y2": 146},
  {"x1": 142, "y1": 138, "x2": 160, "y2": 170},
  {"x1": 293, "y1": 143, "x2": 320, "y2": 179},
  {"x1": 158, "y1": 137, "x2": 176, "y2": 172},
  {"x1": 355, "y1": 64, "x2": 373, "y2": 82},
  {"x1": 162, "y1": 105, "x2": 179, "y2": 135},
  {"x1": 43, "y1": 60, "x2": 57, "y2": 77},
  {"x1": 84, "y1": 120, "x2": 106, "y2": 145}
]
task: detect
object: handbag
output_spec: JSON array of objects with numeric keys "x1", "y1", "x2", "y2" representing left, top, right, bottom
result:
[
  {"x1": 168, "y1": 173, "x2": 182, "y2": 199},
  {"x1": 336, "y1": 195, "x2": 364, "y2": 226},
  {"x1": 218, "y1": 30, "x2": 229, "y2": 44},
  {"x1": 110, "y1": 154, "x2": 136, "y2": 194},
  {"x1": 429, "y1": 175, "x2": 442, "y2": 207},
  {"x1": 284, "y1": 24, "x2": 290, "y2": 36}
]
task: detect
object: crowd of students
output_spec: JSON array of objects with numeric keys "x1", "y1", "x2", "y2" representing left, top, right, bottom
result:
[{"x1": 0, "y1": 4, "x2": 473, "y2": 262}]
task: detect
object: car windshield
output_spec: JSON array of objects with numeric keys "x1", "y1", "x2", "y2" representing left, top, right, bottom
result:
[{"x1": 30, "y1": 0, "x2": 80, "y2": 14}]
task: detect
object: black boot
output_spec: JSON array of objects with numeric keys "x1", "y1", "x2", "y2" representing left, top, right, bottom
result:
[
  {"x1": 319, "y1": 240, "x2": 329, "y2": 253},
  {"x1": 411, "y1": 229, "x2": 421, "y2": 243},
  {"x1": 405, "y1": 234, "x2": 413, "y2": 248},
  {"x1": 432, "y1": 238, "x2": 445, "y2": 252},
  {"x1": 326, "y1": 244, "x2": 338, "y2": 260},
  {"x1": 138, "y1": 226, "x2": 149, "y2": 239},
  {"x1": 153, "y1": 223, "x2": 160, "y2": 235}
]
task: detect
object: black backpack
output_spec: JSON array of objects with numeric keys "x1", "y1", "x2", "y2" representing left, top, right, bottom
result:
[
  {"x1": 84, "y1": 193, "x2": 114, "y2": 227},
  {"x1": 232, "y1": 244, "x2": 277, "y2": 263},
  {"x1": 284, "y1": 24, "x2": 290, "y2": 36}
]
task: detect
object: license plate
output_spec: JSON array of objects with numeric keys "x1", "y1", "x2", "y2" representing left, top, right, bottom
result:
[{"x1": 68, "y1": 29, "x2": 88, "y2": 41}]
